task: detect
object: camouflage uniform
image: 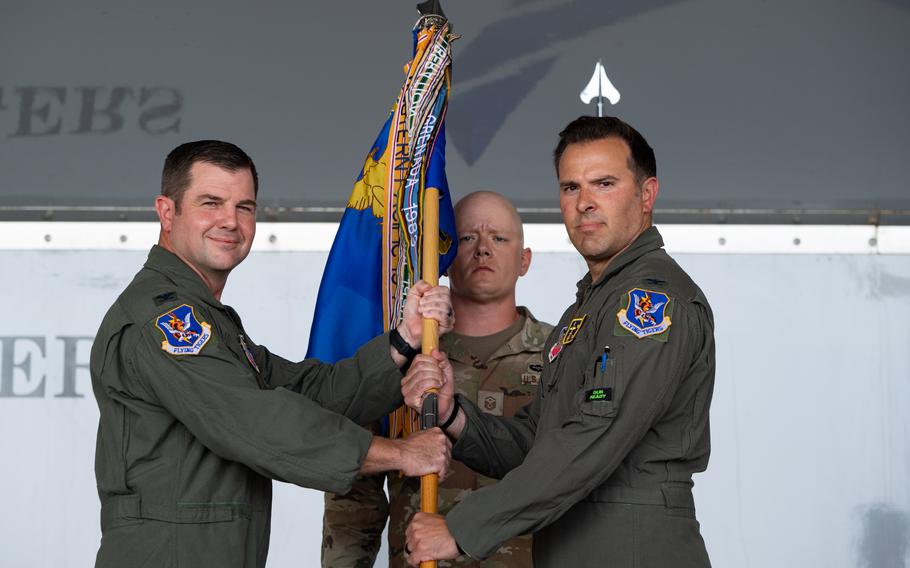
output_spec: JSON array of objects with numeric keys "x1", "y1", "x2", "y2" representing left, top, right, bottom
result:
[{"x1": 323, "y1": 308, "x2": 553, "y2": 568}]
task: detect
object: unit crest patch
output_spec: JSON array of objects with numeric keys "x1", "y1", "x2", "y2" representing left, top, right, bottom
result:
[
  {"x1": 615, "y1": 288, "x2": 672, "y2": 341},
  {"x1": 156, "y1": 304, "x2": 213, "y2": 355}
]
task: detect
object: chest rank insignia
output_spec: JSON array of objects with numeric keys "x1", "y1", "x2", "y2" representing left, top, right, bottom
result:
[
  {"x1": 156, "y1": 304, "x2": 213, "y2": 355},
  {"x1": 561, "y1": 315, "x2": 587, "y2": 345},
  {"x1": 616, "y1": 288, "x2": 672, "y2": 340},
  {"x1": 548, "y1": 326, "x2": 568, "y2": 363}
]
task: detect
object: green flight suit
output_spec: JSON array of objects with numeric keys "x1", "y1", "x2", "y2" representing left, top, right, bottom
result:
[
  {"x1": 446, "y1": 227, "x2": 715, "y2": 567},
  {"x1": 322, "y1": 309, "x2": 553, "y2": 568},
  {"x1": 91, "y1": 246, "x2": 405, "y2": 568}
]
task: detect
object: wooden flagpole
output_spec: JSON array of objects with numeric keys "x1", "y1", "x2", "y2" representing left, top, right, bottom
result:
[{"x1": 419, "y1": 186, "x2": 440, "y2": 568}]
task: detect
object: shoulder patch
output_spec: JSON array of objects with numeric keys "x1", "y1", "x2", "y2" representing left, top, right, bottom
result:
[
  {"x1": 155, "y1": 304, "x2": 213, "y2": 355},
  {"x1": 153, "y1": 291, "x2": 178, "y2": 306},
  {"x1": 615, "y1": 288, "x2": 673, "y2": 341}
]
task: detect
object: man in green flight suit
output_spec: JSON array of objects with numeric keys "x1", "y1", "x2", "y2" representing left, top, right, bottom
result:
[
  {"x1": 402, "y1": 116, "x2": 716, "y2": 567},
  {"x1": 90, "y1": 140, "x2": 454, "y2": 568},
  {"x1": 322, "y1": 191, "x2": 553, "y2": 568}
]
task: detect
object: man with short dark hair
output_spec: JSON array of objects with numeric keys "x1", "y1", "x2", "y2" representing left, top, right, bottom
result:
[
  {"x1": 402, "y1": 116, "x2": 716, "y2": 567},
  {"x1": 90, "y1": 140, "x2": 454, "y2": 568},
  {"x1": 321, "y1": 191, "x2": 553, "y2": 568}
]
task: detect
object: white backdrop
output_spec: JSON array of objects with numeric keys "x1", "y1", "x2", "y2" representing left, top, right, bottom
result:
[{"x1": 1, "y1": 224, "x2": 909, "y2": 567}]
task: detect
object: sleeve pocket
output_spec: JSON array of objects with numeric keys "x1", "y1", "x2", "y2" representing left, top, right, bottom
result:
[{"x1": 577, "y1": 344, "x2": 624, "y2": 418}]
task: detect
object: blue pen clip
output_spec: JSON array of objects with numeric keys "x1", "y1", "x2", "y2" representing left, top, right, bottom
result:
[{"x1": 600, "y1": 346, "x2": 610, "y2": 373}]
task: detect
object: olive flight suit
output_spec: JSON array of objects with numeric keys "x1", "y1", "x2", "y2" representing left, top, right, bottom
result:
[
  {"x1": 445, "y1": 227, "x2": 715, "y2": 567},
  {"x1": 91, "y1": 246, "x2": 406, "y2": 568},
  {"x1": 322, "y1": 309, "x2": 553, "y2": 568}
]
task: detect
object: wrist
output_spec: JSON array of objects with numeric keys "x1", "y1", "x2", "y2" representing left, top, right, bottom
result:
[
  {"x1": 395, "y1": 324, "x2": 420, "y2": 352},
  {"x1": 439, "y1": 396, "x2": 461, "y2": 431},
  {"x1": 389, "y1": 327, "x2": 419, "y2": 365}
]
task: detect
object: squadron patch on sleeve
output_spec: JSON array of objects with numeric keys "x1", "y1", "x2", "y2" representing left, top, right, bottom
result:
[
  {"x1": 615, "y1": 288, "x2": 672, "y2": 341},
  {"x1": 156, "y1": 304, "x2": 213, "y2": 355}
]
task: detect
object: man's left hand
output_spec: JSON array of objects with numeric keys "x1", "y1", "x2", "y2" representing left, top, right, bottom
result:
[
  {"x1": 405, "y1": 512, "x2": 460, "y2": 566},
  {"x1": 398, "y1": 280, "x2": 454, "y2": 348}
]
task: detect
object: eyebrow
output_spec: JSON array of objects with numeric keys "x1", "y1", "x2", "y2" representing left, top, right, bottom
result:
[
  {"x1": 194, "y1": 194, "x2": 257, "y2": 207},
  {"x1": 559, "y1": 174, "x2": 620, "y2": 188},
  {"x1": 195, "y1": 193, "x2": 225, "y2": 203}
]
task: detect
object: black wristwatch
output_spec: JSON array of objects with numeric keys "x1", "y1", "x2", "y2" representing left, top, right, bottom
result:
[{"x1": 389, "y1": 327, "x2": 419, "y2": 362}]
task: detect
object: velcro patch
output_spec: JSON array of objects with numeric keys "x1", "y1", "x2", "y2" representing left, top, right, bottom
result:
[
  {"x1": 156, "y1": 304, "x2": 212, "y2": 355},
  {"x1": 548, "y1": 326, "x2": 568, "y2": 362},
  {"x1": 153, "y1": 291, "x2": 178, "y2": 306},
  {"x1": 561, "y1": 315, "x2": 587, "y2": 345},
  {"x1": 478, "y1": 390, "x2": 504, "y2": 416},
  {"x1": 615, "y1": 288, "x2": 673, "y2": 341},
  {"x1": 585, "y1": 387, "x2": 613, "y2": 402}
]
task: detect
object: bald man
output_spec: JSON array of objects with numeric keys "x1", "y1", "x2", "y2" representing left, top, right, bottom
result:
[{"x1": 322, "y1": 192, "x2": 553, "y2": 568}]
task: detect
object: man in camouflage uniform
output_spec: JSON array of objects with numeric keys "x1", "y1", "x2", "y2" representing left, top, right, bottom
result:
[
  {"x1": 402, "y1": 117, "x2": 715, "y2": 567},
  {"x1": 323, "y1": 192, "x2": 553, "y2": 567}
]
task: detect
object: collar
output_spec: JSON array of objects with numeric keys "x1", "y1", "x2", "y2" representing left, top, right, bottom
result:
[
  {"x1": 574, "y1": 226, "x2": 665, "y2": 304},
  {"x1": 143, "y1": 245, "x2": 224, "y2": 309},
  {"x1": 441, "y1": 306, "x2": 544, "y2": 365}
]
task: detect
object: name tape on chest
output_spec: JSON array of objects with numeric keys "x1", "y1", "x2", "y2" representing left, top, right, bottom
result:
[
  {"x1": 615, "y1": 288, "x2": 672, "y2": 341},
  {"x1": 156, "y1": 304, "x2": 213, "y2": 355}
]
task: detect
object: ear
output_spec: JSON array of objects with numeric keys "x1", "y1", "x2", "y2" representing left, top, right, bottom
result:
[
  {"x1": 640, "y1": 177, "x2": 659, "y2": 214},
  {"x1": 518, "y1": 247, "x2": 532, "y2": 277},
  {"x1": 155, "y1": 195, "x2": 176, "y2": 233}
]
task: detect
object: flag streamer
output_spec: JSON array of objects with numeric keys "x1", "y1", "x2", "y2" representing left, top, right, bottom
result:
[{"x1": 307, "y1": 14, "x2": 456, "y2": 441}]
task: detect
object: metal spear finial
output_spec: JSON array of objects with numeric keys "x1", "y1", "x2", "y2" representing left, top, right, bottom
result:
[{"x1": 580, "y1": 59, "x2": 621, "y2": 117}]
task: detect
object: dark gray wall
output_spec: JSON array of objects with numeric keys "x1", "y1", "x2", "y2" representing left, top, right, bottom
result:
[{"x1": 2, "y1": 0, "x2": 908, "y2": 221}]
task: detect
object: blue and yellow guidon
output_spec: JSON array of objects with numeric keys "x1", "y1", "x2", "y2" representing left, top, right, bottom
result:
[
  {"x1": 616, "y1": 288, "x2": 672, "y2": 340},
  {"x1": 156, "y1": 304, "x2": 213, "y2": 355}
]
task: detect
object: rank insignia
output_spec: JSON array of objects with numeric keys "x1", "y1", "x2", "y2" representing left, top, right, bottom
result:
[
  {"x1": 478, "y1": 390, "x2": 504, "y2": 416},
  {"x1": 548, "y1": 326, "x2": 568, "y2": 362},
  {"x1": 616, "y1": 288, "x2": 672, "y2": 340},
  {"x1": 561, "y1": 315, "x2": 587, "y2": 345},
  {"x1": 156, "y1": 304, "x2": 212, "y2": 355}
]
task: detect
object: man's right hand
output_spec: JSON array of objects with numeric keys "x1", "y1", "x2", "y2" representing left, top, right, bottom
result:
[
  {"x1": 359, "y1": 427, "x2": 451, "y2": 479},
  {"x1": 396, "y1": 427, "x2": 451, "y2": 479},
  {"x1": 401, "y1": 351, "x2": 456, "y2": 426}
]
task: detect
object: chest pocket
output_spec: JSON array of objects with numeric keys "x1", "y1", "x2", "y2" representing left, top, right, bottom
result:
[{"x1": 576, "y1": 344, "x2": 624, "y2": 419}]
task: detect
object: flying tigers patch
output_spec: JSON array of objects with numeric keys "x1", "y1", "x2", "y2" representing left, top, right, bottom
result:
[
  {"x1": 615, "y1": 288, "x2": 673, "y2": 341},
  {"x1": 156, "y1": 304, "x2": 213, "y2": 355}
]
